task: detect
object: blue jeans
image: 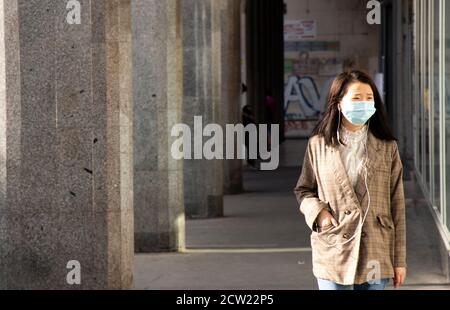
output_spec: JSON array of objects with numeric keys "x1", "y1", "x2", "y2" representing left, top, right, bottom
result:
[{"x1": 317, "y1": 278, "x2": 389, "y2": 290}]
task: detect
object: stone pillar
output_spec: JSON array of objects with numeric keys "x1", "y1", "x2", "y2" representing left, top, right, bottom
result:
[
  {"x1": 221, "y1": 0, "x2": 243, "y2": 195},
  {"x1": 181, "y1": 0, "x2": 224, "y2": 218},
  {"x1": 0, "y1": 0, "x2": 133, "y2": 289},
  {"x1": 132, "y1": 0, "x2": 185, "y2": 252}
]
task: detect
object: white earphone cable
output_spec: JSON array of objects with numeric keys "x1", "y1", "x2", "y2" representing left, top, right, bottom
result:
[{"x1": 316, "y1": 117, "x2": 371, "y2": 248}]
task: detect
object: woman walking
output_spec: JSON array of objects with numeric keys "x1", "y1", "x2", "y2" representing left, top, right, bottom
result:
[{"x1": 294, "y1": 70, "x2": 406, "y2": 290}]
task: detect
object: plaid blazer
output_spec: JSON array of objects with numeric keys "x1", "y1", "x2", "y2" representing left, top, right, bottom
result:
[{"x1": 294, "y1": 132, "x2": 406, "y2": 285}]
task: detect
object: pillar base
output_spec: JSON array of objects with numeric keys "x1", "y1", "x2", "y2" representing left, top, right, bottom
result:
[
  {"x1": 134, "y1": 232, "x2": 180, "y2": 253},
  {"x1": 185, "y1": 195, "x2": 224, "y2": 219}
]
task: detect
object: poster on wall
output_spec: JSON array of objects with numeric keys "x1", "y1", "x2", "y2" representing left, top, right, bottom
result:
[{"x1": 284, "y1": 20, "x2": 316, "y2": 41}]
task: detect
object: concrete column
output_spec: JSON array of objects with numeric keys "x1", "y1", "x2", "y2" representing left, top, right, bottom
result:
[
  {"x1": 0, "y1": 0, "x2": 133, "y2": 289},
  {"x1": 221, "y1": 0, "x2": 243, "y2": 195},
  {"x1": 132, "y1": 0, "x2": 185, "y2": 252},
  {"x1": 182, "y1": 0, "x2": 224, "y2": 218}
]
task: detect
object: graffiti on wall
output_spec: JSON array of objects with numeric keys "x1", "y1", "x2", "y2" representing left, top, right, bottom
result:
[
  {"x1": 284, "y1": 75, "x2": 334, "y2": 138},
  {"x1": 285, "y1": 76, "x2": 327, "y2": 119},
  {"x1": 284, "y1": 56, "x2": 343, "y2": 138}
]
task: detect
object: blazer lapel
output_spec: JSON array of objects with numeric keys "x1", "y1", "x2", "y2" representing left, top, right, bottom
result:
[{"x1": 330, "y1": 132, "x2": 382, "y2": 212}]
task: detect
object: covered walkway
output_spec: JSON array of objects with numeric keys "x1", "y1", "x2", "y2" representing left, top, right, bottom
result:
[
  {"x1": 1, "y1": 0, "x2": 450, "y2": 290},
  {"x1": 135, "y1": 162, "x2": 450, "y2": 290}
]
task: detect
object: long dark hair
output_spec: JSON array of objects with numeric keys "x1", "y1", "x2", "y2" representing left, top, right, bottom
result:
[{"x1": 312, "y1": 70, "x2": 397, "y2": 147}]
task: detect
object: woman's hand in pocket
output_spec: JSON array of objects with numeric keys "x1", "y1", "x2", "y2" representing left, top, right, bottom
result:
[{"x1": 316, "y1": 209, "x2": 339, "y2": 228}]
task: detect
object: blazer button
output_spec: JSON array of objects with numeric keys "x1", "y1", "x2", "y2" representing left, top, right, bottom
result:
[
  {"x1": 344, "y1": 210, "x2": 351, "y2": 215},
  {"x1": 343, "y1": 233, "x2": 349, "y2": 239}
]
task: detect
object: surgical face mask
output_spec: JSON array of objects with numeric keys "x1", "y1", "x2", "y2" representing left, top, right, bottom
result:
[{"x1": 340, "y1": 100, "x2": 376, "y2": 126}]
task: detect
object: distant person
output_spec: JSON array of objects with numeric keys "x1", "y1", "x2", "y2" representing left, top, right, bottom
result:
[
  {"x1": 241, "y1": 83, "x2": 248, "y2": 94},
  {"x1": 242, "y1": 105, "x2": 257, "y2": 168},
  {"x1": 264, "y1": 90, "x2": 276, "y2": 150},
  {"x1": 294, "y1": 70, "x2": 406, "y2": 290},
  {"x1": 264, "y1": 90, "x2": 276, "y2": 121}
]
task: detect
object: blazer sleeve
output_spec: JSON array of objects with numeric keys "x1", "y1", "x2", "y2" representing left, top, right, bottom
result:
[
  {"x1": 294, "y1": 139, "x2": 329, "y2": 231},
  {"x1": 390, "y1": 141, "x2": 407, "y2": 268}
]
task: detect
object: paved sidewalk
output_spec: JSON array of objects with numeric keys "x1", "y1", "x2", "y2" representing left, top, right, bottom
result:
[{"x1": 135, "y1": 166, "x2": 450, "y2": 290}]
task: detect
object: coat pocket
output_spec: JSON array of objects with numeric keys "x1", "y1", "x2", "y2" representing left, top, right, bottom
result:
[
  {"x1": 376, "y1": 214, "x2": 394, "y2": 230},
  {"x1": 375, "y1": 214, "x2": 395, "y2": 260}
]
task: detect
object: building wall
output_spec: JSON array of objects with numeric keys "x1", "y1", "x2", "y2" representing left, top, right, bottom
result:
[{"x1": 284, "y1": 0, "x2": 381, "y2": 137}]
